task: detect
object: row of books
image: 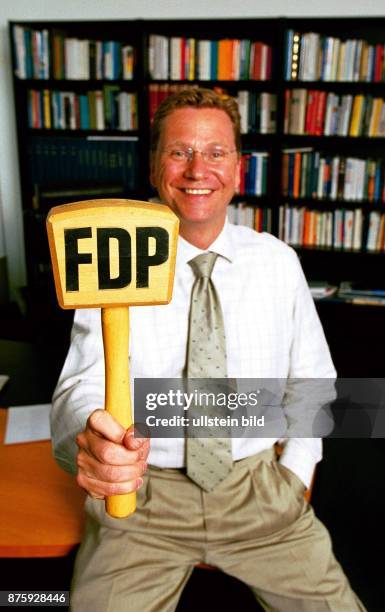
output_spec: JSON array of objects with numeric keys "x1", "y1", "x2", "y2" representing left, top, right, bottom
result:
[
  {"x1": 310, "y1": 281, "x2": 385, "y2": 306},
  {"x1": 27, "y1": 136, "x2": 138, "y2": 195},
  {"x1": 279, "y1": 204, "x2": 385, "y2": 251},
  {"x1": 148, "y1": 35, "x2": 272, "y2": 81},
  {"x1": 282, "y1": 148, "x2": 385, "y2": 202},
  {"x1": 308, "y1": 281, "x2": 338, "y2": 299},
  {"x1": 31, "y1": 183, "x2": 127, "y2": 212},
  {"x1": 237, "y1": 91, "x2": 277, "y2": 134},
  {"x1": 149, "y1": 83, "x2": 277, "y2": 134},
  {"x1": 273, "y1": 279, "x2": 385, "y2": 303},
  {"x1": 148, "y1": 82, "x2": 202, "y2": 122},
  {"x1": 338, "y1": 281, "x2": 385, "y2": 305},
  {"x1": 284, "y1": 89, "x2": 385, "y2": 137},
  {"x1": 279, "y1": 205, "x2": 361, "y2": 249},
  {"x1": 227, "y1": 203, "x2": 272, "y2": 232},
  {"x1": 238, "y1": 152, "x2": 269, "y2": 196},
  {"x1": 27, "y1": 89, "x2": 138, "y2": 131},
  {"x1": 285, "y1": 30, "x2": 385, "y2": 82},
  {"x1": 13, "y1": 26, "x2": 49, "y2": 79},
  {"x1": 12, "y1": 25, "x2": 135, "y2": 80},
  {"x1": 365, "y1": 210, "x2": 385, "y2": 251}
]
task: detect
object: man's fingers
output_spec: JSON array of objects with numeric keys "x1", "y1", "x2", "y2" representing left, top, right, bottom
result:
[
  {"x1": 75, "y1": 411, "x2": 150, "y2": 499},
  {"x1": 76, "y1": 428, "x2": 143, "y2": 466},
  {"x1": 77, "y1": 472, "x2": 144, "y2": 499},
  {"x1": 77, "y1": 448, "x2": 147, "y2": 483},
  {"x1": 123, "y1": 424, "x2": 150, "y2": 455},
  {"x1": 86, "y1": 409, "x2": 126, "y2": 444}
]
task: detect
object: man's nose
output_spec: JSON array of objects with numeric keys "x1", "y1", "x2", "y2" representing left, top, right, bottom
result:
[{"x1": 183, "y1": 151, "x2": 209, "y2": 179}]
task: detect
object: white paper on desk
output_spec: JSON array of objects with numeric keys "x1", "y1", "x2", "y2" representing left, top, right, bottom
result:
[{"x1": 4, "y1": 404, "x2": 51, "y2": 444}]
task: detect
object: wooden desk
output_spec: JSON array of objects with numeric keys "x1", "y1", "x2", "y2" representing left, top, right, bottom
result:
[
  {"x1": 0, "y1": 408, "x2": 85, "y2": 558},
  {"x1": 0, "y1": 401, "x2": 312, "y2": 558}
]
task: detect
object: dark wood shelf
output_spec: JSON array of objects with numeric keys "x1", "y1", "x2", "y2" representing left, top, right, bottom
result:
[
  {"x1": 283, "y1": 80, "x2": 385, "y2": 90},
  {"x1": 295, "y1": 244, "x2": 385, "y2": 256},
  {"x1": 233, "y1": 194, "x2": 271, "y2": 204},
  {"x1": 282, "y1": 134, "x2": 385, "y2": 145},
  {"x1": 146, "y1": 78, "x2": 277, "y2": 88},
  {"x1": 9, "y1": 16, "x2": 385, "y2": 346},
  {"x1": 15, "y1": 78, "x2": 139, "y2": 87},
  {"x1": 280, "y1": 196, "x2": 385, "y2": 209},
  {"x1": 27, "y1": 128, "x2": 140, "y2": 138}
]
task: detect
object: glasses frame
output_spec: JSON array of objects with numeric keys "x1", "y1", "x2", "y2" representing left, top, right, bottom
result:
[{"x1": 160, "y1": 145, "x2": 238, "y2": 165}]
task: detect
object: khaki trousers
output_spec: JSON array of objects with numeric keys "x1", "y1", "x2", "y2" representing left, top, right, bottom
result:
[{"x1": 71, "y1": 448, "x2": 366, "y2": 612}]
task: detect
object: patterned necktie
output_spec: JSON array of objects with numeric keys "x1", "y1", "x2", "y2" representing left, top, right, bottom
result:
[{"x1": 185, "y1": 252, "x2": 233, "y2": 491}]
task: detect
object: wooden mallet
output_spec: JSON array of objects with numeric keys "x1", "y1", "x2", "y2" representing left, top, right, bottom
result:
[{"x1": 47, "y1": 199, "x2": 179, "y2": 518}]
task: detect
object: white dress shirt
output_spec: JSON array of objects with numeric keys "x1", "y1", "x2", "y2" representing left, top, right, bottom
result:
[{"x1": 51, "y1": 221, "x2": 336, "y2": 488}]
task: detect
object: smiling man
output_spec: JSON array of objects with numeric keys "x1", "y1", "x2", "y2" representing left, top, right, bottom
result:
[
  {"x1": 52, "y1": 89, "x2": 365, "y2": 611},
  {"x1": 150, "y1": 104, "x2": 240, "y2": 248}
]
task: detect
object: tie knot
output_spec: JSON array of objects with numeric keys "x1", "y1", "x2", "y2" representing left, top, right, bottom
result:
[{"x1": 189, "y1": 252, "x2": 218, "y2": 279}]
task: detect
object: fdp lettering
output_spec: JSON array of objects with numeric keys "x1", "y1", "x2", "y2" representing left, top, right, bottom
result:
[{"x1": 64, "y1": 226, "x2": 169, "y2": 291}]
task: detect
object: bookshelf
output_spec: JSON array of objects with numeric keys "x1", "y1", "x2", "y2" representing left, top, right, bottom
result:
[
  {"x1": 9, "y1": 20, "x2": 147, "y2": 341},
  {"x1": 8, "y1": 17, "x2": 385, "y2": 350},
  {"x1": 141, "y1": 17, "x2": 282, "y2": 237},
  {"x1": 281, "y1": 17, "x2": 385, "y2": 279}
]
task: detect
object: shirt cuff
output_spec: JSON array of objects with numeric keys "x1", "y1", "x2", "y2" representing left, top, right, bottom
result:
[{"x1": 278, "y1": 438, "x2": 321, "y2": 489}]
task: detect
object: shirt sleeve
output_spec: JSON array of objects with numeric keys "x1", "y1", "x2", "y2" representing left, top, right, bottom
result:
[
  {"x1": 278, "y1": 249, "x2": 337, "y2": 489},
  {"x1": 50, "y1": 308, "x2": 105, "y2": 474}
]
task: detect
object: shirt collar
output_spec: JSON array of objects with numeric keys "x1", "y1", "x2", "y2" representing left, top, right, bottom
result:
[{"x1": 176, "y1": 219, "x2": 236, "y2": 268}]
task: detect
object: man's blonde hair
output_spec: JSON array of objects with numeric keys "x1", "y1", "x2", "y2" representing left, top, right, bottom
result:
[{"x1": 150, "y1": 88, "x2": 241, "y2": 153}]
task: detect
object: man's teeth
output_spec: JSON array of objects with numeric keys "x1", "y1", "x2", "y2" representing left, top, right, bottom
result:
[{"x1": 184, "y1": 189, "x2": 212, "y2": 195}]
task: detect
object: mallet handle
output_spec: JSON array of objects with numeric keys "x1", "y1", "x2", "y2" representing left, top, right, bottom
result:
[{"x1": 102, "y1": 306, "x2": 136, "y2": 518}]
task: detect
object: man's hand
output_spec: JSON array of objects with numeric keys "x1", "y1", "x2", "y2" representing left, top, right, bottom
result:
[{"x1": 75, "y1": 409, "x2": 150, "y2": 499}]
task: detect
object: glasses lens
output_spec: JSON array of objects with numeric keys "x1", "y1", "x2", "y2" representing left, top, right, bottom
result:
[
  {"x1": 168, "y1": 148, "x2": 189, "y2": 161},
  {"x1": 164, "y1": 147, "x2": 233, "y2": 163},
  {"x1": 203, "y1": 147, "x2": 228, "y2": 163}
]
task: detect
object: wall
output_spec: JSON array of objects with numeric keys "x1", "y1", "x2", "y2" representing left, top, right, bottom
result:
[{"x1": 1, "y1": 0, "x2": 384, "y2": 300}]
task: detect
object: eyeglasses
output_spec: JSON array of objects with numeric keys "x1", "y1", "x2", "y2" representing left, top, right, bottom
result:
[{"x1": 161, "y1": 146, "x2": 237, "y2": 165}]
